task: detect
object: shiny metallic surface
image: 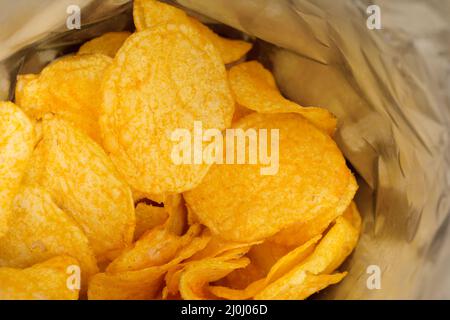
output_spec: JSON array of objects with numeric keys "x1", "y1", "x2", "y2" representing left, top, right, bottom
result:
[{"x1": 0, "y1": 0, "x2": 448, "y2": 299}]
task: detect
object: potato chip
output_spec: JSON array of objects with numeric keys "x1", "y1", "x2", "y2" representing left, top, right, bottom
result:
[
  {"x1": 254, "y1": 271, "x2": 347, "y2": 300},
  {"x1": 210, "y1": 235, "x2": 320, "y2": 299},
  {"x1": 179, "y1": 257, "x2": 250, "y2": 300},
  {"x1": 88, "y1": 232, "x2": 210, "y2": 300},
  {"x1": 184, "y1": 113, "x2": 357, "y2": 242},
  {"x1": 133, "y1": 0, "x2": 252, "y2": 64},
  {"x1": 15, "y1": 54, "x2": 112, "y2": 144},
  {"x1": 107, "y1": 224, "x2": 201, "y2": 273},
  {"x1": 23, "y1": 117, "x2": 135, "y2": 258},
  {"x1": 271, "y1": 196, "x2": 358, "y2": 247},
  {"x1": 134, "y1": 202, "x2": 168, "y2": 240},
  {"x1": 78, "y1": 32, "x2": 131, "y2": 57},
  {"x1": 232, "y1": 103, "x2": 254, "y2": 123},
  {"x1": 228, "y1": 61, "x2": 337, "y2": 135},
  {"x1": 0, "y1": 256, "x2": 80, "y2": 300},
  {"x1": 299, "y1": 202, "x2": 361, "y2": 275},
  {"x1": 0, "y1": 186, "x2": 98, "y2": 289},
  {"x1": 164, "y1": 194, "x2": 188, "y2": 236},
  {"x1": 0, "y1": 102, "x2": 34, "y2": 237},
  {"x1": 100, "y1": 23, "x2": 234, "y2": 194}
]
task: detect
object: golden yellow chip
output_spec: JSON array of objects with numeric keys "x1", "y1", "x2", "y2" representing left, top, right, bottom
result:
[
  {"x1": 254, "y1": 271, "x2": 347, "y2": 300},
  {"x1": 78, "y1": 32, "x2": 131, "y2": 57},
  {"x1": 15, "y1": 54, "x2": 112, "y2": 144},
  {"x1": 134, "y1": 202, "x2": 168, "y2": 240},
  {"x1": 133, "y1": 0, "x2": 252, "y2": 64},
  {"x1": 0, "y1": 102, "x2": 34, "y2": 237},
  {"x1": 184, "y1": 113, "x2": 357, "y2": 242},
  {"x1": 232, "y1": 103, "x2": 254, "y2": 123},
  {"x1": 228, "y1": 61, "x2": 337, "y2": 135},
  {"x1": 88, "y1": 232, "x2": 210, "y2": 300},
  {"x1": 107, "y1": 224, "x2": 201, "y2": 273},
  {"x1": 100, "y1": 23, "x2": 234, "y2": 194},
  {"x1": 0, "y1": 186, "x2": 98, "y2": 289},
  {"x1": 23, "y1": 117, "x2": 135, "y2": 258},
  {"x1": 179, "y1": 257, "x2": 250, "y2": 300},
  {"x1": 0, "y1": 256, "x2": 80, "y2": 300},
  {"x1": 164, "y1": 194, "x2": 188, "y2": 236},
  {"x1": 210, "y1": 235, "x2": 319, "y2": 299},
  {"x1": 299, "y1": 202, "x2": 361, "y2": 275}
]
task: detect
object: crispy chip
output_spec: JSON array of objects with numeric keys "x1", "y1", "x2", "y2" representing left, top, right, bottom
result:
[
  {"x1": 179, "y1": 257, "x2": 250, "y2": 300},
  {"x1": 134, "y1": 202, "x2": 168, "y2": 240},
  {"x1": 133, "y1": 0, "x2": 252, "y2": 64},
  {"x1": 228, "y1": 61, "x2": 337, "y2": 135},
  {"x1": 23, "y1": 117, "x2": 135, "y2": 258},
  {"x1": 100, "y1": 23, "x2": 234, "y2": 194},
  {"x1": 184, "y1": 113, "x2": 357, "y2": 242},
  {"x1": 211, "y1": 235, "x2": 320, "y2": 299},
  {"x1": 299, "y1": 202, "x2": 361, "y2": 275},
  {"x1": 15, "y1": 54, "x2": 112, "y2": 144},
  {"x1": 0, "y1": 186, "x2": 98, "y2": 289},
  {"x1": 254, "y1": 271, "x2": 347, "y2": 300},
  {"x1": 0, "y1": 256, "x2": 80, "y2": 300},
  {"x1": 88, "y1": 232, "x2": 210, "y2": 300},
  {"x1": 107, "y1": 224, "x2": 201, "y2": 273},
  {"x1": 78, "y1": 32, "x2": 131, "y2": 57},
  {"x1": 164, "y1": 194, "x2": 188, "y2": 236},
  {"x1": 0, "y1": 102, "x2": 34, "y2": 237},
  {"x1": 232, "y1": 103, "x2": 254, "y2": 123}
]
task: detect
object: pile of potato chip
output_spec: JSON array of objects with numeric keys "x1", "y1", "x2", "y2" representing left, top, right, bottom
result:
[{"x1": 0, "y1": 0, "x2": 360, "y2": 300}]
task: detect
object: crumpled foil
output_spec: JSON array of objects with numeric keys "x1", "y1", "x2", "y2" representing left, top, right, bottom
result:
[{"x1": 0, "y1": 0, "x2": 449, "y2": 299}]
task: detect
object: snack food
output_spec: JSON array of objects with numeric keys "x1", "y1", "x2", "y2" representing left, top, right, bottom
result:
[
  {"x1": 133, "y1": 0, "x2": 252, "y2": 64},
  {"x1": 100, "y1": 23, "x2": 234, "y2": 194},
  {"x1": 0, "y1": 102, "x2": 34, "y2": 237},
  {"x1": 0, "y1": 0, "x2": 361, "y2": 300},
  {"x1": 15, "y1": 54, "x2": 112, "y2": 144}
]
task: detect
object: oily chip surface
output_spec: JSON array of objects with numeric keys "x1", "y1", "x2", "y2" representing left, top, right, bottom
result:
[
  {"x1": 78, "y1": 32, "x2": 131, "y2": 57},
  {"x1": 0, "y1": 187, "x2": 98, "y2": 289},
  {"x1": 184, "y1": 113, "x2": 357, "y2": 242},
  {"x1": 15, "y1": 54, "x2": 112, "y2": 144},
  {"x1": 0, "y1": 256, "x2": 80, "y2": 300},
  {"x1": 0, "y1": 102, "x2": 34, "y2": 237},
  {"x1": 100, "y1": 24, "x2": 234, "y2": 194},
  {"x1": 24, "y1": 117, "x2": 135, "y2": 259}
]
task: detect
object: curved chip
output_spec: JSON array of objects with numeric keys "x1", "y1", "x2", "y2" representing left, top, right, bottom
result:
[
  {"x1": 228, "y1": 61, "x2": 337, "y2": 135},
  {"x1": 0, "y1": 102, "x2": 34, "y2": 237},
  {"x1": 0, "y1": 256, "x2": 80, "y2": 300},
  {"x1": 179, "y1": 257, "x2": 250, "y2": 300},
  {"x1": 100, "y1": 23, "x2": 234, "y2": 194},
  {"x1": 107, "y1": 224, "x2": 201, "y2": 273},
  {"x1": 184, "y1": 113, "x2": 357, "y2": 242},
  {"x1": 133, "y1": 0, "x2": 252, "y2": 64},
  {"x1": 23, "y1": 117, "x2": 135, "y2": 259},
  {"x1": 78, "y1": 32, "x2": 131, "y2": 57},
  {"x1": 134, "y1": 202, "x2": 168, "y2": 240},
  {"x1": 88, "y1": 232, "x2": 210, "y2": 300},
  {"x1": 15, "y1": 54, "x2": 112, "y2": 144},
  {"x1": 254, "y1": 271, "x2": 347, "y2": 300},
  {"x1": 0, "y1": 186, "x2": 98, "y2": 289}
]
